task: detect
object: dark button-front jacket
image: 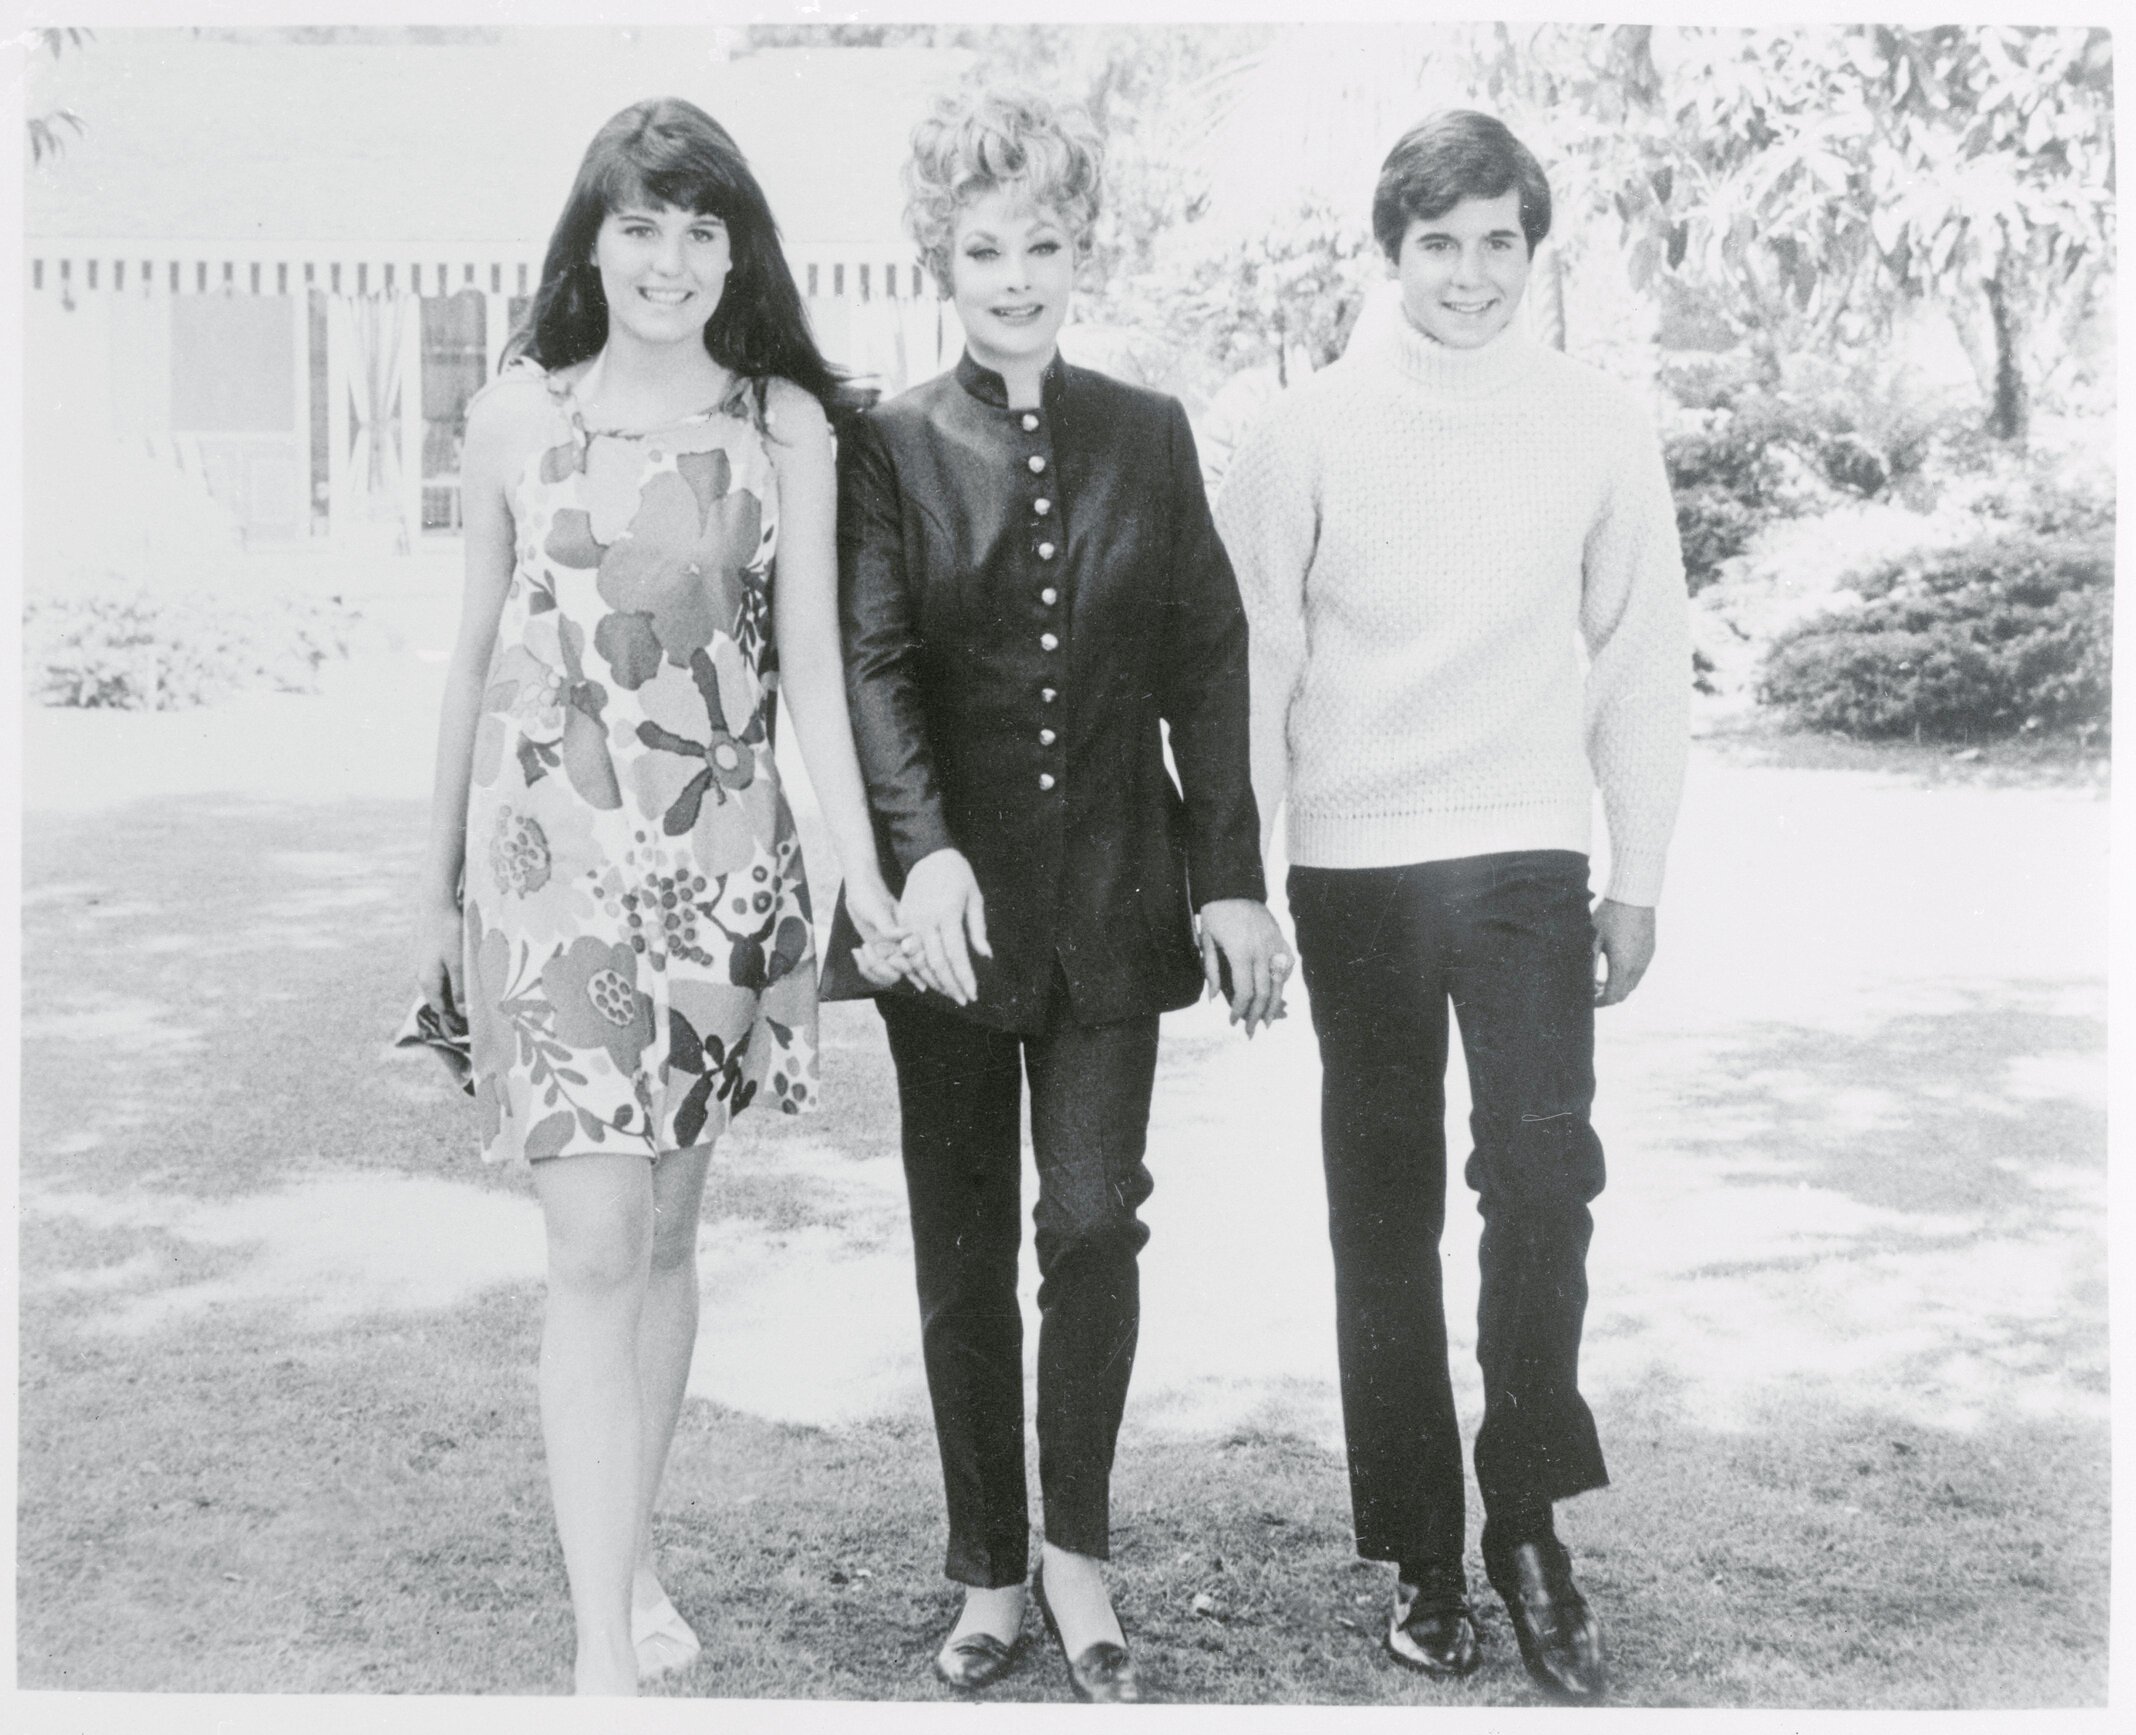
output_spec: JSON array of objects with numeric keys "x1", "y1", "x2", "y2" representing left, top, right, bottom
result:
[{"x1": 823, "y1": 350, "x2": 1265, "y2": 1034}]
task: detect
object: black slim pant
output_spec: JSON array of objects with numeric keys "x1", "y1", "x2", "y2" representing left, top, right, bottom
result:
[
  {"x1": 879, "y1": 983, "x2": 1160, "y2": 1588},
  {"x1": 1288, "y1": 850, "x2": 1610, "y2": 1572}
]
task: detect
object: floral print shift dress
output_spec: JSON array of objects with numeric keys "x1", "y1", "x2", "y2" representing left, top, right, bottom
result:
[{"x1": 461, "y1": 361, "x2": 818, "y2": 1164}]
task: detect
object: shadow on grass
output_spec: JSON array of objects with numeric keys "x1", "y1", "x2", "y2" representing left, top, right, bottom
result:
[
  {"x1": 20, "y1": 795, "x2": 898, "y2": 1202},
  {"x1": 17, "y1": 1277, "x2": 2107, "y2": 1706},
  {"x1": 17, "y1": 790, "x2": 2109, "y2": 1705},
  {"x1": 1578, "y1": 986, "x2": 2106, "y2": 1438},
  {"x1": 1670, "y1": 995, "x2": 2105, "y2": 1225}
]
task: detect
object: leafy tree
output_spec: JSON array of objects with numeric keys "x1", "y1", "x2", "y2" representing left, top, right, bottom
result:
[
  {"x1": 1461, "y1": 23, "x2": 1671, "y2": 352},
  {"x1": 1193, "y1": 23, "x2": 2111, "y2": 441},
  {"x1": 927, "y1": 23, "x2": 1279, "y2": 322},
  {"x1": 1141, "y1": 194, "x2": 1375, "y2": 386},
  {"x1": 746, "y1": 22, "x2": 1277, "y2": 395},
  {"x1": 741, "y1": 23, "x2": 946, "y2": 51},
  {"x1": 1859, "y1": 26, "x2": 2113, "y2": 443},
  {"x1": 739, "y1": 21, "x2": 2112, "y2": 444},
  {"x1": 1584, "y1": 25, "x2": 2114, "y2": 445},
  {"x1": 28, "y1": 28, "x2": 91, "y2": 166},
  {"x1": 1118, "y1": 22, "x2": 1657, "y2": 375}
]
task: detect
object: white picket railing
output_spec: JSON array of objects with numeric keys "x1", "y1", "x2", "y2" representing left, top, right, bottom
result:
[{"x1": 27, "y1": 239, "x2": 957, "y2": 542}]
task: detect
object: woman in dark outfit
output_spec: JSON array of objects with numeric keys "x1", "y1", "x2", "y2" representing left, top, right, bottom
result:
[{"x1": 824, "y1": 91, "x2": 1289, "y2": 1703}]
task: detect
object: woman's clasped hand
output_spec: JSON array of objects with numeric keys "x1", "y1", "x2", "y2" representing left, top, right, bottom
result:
[
  {"x1": 1195, "y1": 896, "x2": 1292, "y2": 1036},
  {"x1": 853, "y1": 853, "x2": 1290, "y2": 1032}
]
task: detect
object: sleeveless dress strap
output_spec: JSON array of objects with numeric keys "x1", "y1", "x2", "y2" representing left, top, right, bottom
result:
[{"x1": 464, "y1": 352, "x2": 561, "y2": 419}]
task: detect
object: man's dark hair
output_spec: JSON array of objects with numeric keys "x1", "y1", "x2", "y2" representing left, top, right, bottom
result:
[{"x1": 1372, "y1": 110, "x2": 1552, "y2": 260}]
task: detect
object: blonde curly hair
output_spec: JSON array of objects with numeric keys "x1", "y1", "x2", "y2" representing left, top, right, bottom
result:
[{"x1": 903, "y1": 89, "x2": 1105, "y2": 296}]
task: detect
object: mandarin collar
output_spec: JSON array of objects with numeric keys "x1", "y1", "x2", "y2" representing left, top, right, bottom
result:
[{"x1": 954, "y1": 348, "x2": 1068, "y2": 414}]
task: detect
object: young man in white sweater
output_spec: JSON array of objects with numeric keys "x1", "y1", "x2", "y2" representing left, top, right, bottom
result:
[{"x1": 1215, "y1": 111, "x2": 1689, "y2": 1703}]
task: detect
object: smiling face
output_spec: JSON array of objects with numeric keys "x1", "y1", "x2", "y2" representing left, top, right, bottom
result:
[
  {"x1": 1392, "y1": 189, "x2": 1531, "y2": 349},
  {"x1": 592, "y1": 202, "x2": 732, "y2": 350},
  {"x1": 947, "y1": 188, "x2": 1076, "y2": 378}
]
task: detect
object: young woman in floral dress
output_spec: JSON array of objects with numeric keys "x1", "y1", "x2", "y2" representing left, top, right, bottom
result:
[{"x1": 410, "y1": 98, "x2": 902, "y2": 1695}]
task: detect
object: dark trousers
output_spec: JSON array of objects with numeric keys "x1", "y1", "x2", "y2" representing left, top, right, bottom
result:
[
  {"x1": 1288, "y1": 850, "x2": 1610, "y2": 1571},
  {"x1": 879, "y1": 984, "x2": 1160, "y2": 1587}
]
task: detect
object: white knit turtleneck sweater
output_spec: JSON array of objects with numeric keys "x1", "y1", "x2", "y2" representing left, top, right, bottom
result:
[{"x1": 1213, "y1": 314, "x2": 1690, "y2": 906}]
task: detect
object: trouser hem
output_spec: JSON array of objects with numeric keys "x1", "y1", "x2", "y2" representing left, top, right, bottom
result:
[
  {"x1": 1040, "y1": 1519, "x2": 1113, "y2": 1563},
  {"x1": 945, "y1": 1541, "x2": 1032, "y2": 1590}
]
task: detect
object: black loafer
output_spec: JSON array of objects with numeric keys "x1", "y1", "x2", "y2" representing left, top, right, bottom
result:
[
  {"x1": 1033, "y1": 1567, "x2": 1145, "y2": 1703},
  {"x1": 934, "y1": 1626, "x2": 1026, "y2": 1691},
  {"x1": 1485, "y1": 1537, "x2": 1605, "y2": 1703},
  {"x1": 1386, "y1": 1577, "x2": 1482, "y2": 1678}
]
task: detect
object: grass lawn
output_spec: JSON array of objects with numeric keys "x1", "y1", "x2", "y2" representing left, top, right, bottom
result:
[
  {"x1": 17, "y1": 774, "x2": 2111, "y2": 1705},
  {"x1": 1692, "y1": 707, "x2": 2112, "y2": 789},
  {"x1": 17, "y1": 1276, "x2": 2109, "y2": 1706}
]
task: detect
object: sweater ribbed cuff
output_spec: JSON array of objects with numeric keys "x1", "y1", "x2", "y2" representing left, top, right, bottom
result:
[{"x1": 1603, "y1": 846, "x2": 1668, "y2": 908}]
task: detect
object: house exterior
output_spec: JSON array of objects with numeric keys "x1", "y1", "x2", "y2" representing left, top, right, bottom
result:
[{"x1": 26, "y1": 30, "x2": 967, "y2": 547}]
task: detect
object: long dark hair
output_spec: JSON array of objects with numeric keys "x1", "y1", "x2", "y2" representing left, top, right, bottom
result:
[{"x1": 512, "y1": 98, "x2": 866, "y2": 420}]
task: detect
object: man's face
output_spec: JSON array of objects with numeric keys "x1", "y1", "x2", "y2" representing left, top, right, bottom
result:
[{"x1": 1392, "y1": 189, "x2": 1531, "y2": 350}]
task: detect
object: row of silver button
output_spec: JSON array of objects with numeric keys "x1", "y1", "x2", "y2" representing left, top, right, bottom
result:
[{"x1": 1025, "y1": 412, "x2": 1056, "y2": 791}]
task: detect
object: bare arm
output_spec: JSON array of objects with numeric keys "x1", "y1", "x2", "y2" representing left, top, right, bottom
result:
[
  {"x1": 764, "y1": 381, "x2": 903, "y2": 951},
  {"x1": 410, "y1": 383, "x2": 532, "y2": 1016}
]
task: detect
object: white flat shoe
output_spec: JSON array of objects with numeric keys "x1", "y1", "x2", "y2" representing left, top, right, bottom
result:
[{"x1": 633, "y1": 1595, "x2": 702, "y2": 1678}]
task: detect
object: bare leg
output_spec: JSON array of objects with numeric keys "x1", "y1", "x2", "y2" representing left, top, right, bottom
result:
[
  {"x1": 532, "y1": 1153, "x2": 654, "y2": 1696},
  {"x1": 943, "y1": 1582, "x2": 1029, "y2": 1655},
  {"x1": 631, "y1": 1143, "x2": 713, "y2": 1671},
  {"x1": 1040, "y1": 1540, "x2": 1124, "y2": 1655}
]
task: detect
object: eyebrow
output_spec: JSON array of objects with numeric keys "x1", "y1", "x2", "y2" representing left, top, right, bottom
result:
[
  {"x1": 960, "y1": 221, "x2": 1067, "y2": 243},
  {"x1": 1416, "y1": 224, "x2": 1522, "y2": 241}
]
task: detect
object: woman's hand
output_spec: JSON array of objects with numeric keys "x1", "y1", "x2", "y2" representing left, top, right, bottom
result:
[
  {"x1": 413, "y1": 902, "x2": 467, "y2": 1025},
  {"x1": 1197, "y1": 898, "x2": 1292, "y2": 1037},
  {"x1": 895, "y1": 848, "x2": 990, "y2": 1005},
  {"x1": 844, "y1": 873, "x2": 911, "y2": 990}
]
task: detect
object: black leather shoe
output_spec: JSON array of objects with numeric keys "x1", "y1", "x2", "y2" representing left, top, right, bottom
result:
[
  {"x1": 1485, "y1": 1537, "x2": 1605, "y2": 1702},
  {"x1": 933, "y1": 1625, "x2": 1026, "y2": 1691},
  {"x1": 1386, "y1": 1575, "x2": 1482, "y2": 1678},
  {"x1": 1033, "y1": 1567, "x2": 1145, "y2": 1703}
]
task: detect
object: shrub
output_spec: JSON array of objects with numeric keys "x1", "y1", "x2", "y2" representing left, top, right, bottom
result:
[
  {"x1": 1951, "y1": 464, "x2": 2117, "y2": 543},
  {"x1": 1662, "y1": 358, "x2": 1814, "y2": 592},
  {"x1": 1668, "y1": 466, "x2": 1779, "y2": 595},
  {"x1": 1661, "y1": 348, "x2": 1983, "y2": 590},
  {"x1": 24, "y1": 590, "x2": 365, "y2": 711},
  {"x1": 1757, "y1": 529, "x2": 2113, "y2": 745}
]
